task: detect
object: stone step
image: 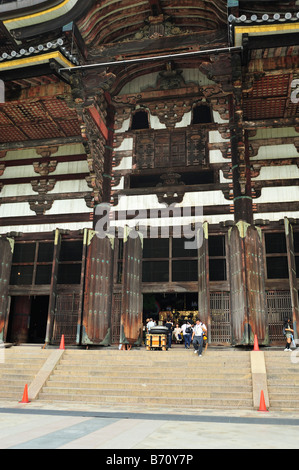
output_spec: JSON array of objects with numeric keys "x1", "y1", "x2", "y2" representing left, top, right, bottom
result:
[
  {"x1": 268, "y1": 401, "x2": 299, "y2": 411},
  {"x1": 45, "y1": 378, "x2": 252, "y2": 392},
  {"x1": 40, "y1": 384, "x2": 252, "y2": 398},
  {"x1": 51, "y1": 369, "x2": 251, "y2": 380},
  {"x1": 37, "y1": 392, "x2": 253, "y2": 408},
  {"x1": 47, "y1": 375, "x2": 252, "y2": 386}
]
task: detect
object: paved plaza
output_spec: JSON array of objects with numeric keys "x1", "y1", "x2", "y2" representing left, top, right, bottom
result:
[{"x1": 0, "y1": 400, "x2": 298, "y2": 450}]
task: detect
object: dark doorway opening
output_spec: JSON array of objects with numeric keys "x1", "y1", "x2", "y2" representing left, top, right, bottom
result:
[
  {"x1": 7, "y1": 296, "x2": 49, "y2": 344},
  {"x1": 143, "y1": 292, "x2": 198, "y2": 323}
]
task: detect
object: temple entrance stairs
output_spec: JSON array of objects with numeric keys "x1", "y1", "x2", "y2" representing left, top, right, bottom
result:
[
  {"x1": 0, "y1": 346, "x2": 51, "y2": 401},
  {"x1": 264, "y1": 351, "x2": 299, "y2": 411},
  {"x1": 37, "y1": 348, "x2": 254, "y2": 410}
]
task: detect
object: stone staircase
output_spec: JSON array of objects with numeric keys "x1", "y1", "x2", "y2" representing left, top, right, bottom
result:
[
  {"x1": 0, "y1": 346, "x2": 51, "y2": 401},
  {"x1": 265, "y1": 351, "x2": 299, "y2": 411},
  {"x1": 3, "y1": 346, "x2": 299, "y2": 411},
  {"x1": 37, "y1": 348, "x2": 254, "y2": 410}
]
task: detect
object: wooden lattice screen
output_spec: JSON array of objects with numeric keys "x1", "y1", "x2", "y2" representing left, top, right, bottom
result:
[
  {"x1": 267, "y1": 290, "x2": 292, "y2": 342},
  {"x1": 210, "y1": 292, "x2": 231, "y2": 344}
]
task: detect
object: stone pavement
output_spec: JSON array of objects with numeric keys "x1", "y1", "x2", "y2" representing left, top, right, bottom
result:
[{"x1": 0, "y1": 400, "x2": 299, "y2": 450}]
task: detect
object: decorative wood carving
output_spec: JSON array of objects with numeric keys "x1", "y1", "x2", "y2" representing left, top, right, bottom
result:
[
  {"x1": 147, "y1": 98, "x2": 193, "y2": 129},
  {"x1": 186, "y1": 129, "x2": 207, "y2": 166},
  {"x1": 33, "y1": 161, "x2": 57, "y2": 176},
  {"x1": 31, "y1": 179, "x2": 56, "y2": 194},
  {"x1": 29, "y1": 197, "x2": 54, "y2": 215},
  {"x1": 36, "y1": 146, "x2": 59, "y2": 158},
  {"x1": 0, "y1": 151, "x2": 7, "y2": 159},
  {"x1": 134, "y1": 129, "x2": 207, "y2": 169},
  {"x1": 0, "y1": 164, "x2": 5, "y2": 177},
  {"x1": 156, "y1": 172, "x2": 185, "y2": 205}
]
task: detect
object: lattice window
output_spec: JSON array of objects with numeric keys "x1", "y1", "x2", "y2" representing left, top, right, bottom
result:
[
  {"x1": 210, "y1": 292, "x2": 231, "y2": 344},
  {"x1": 52, "y1": 293, "x2": 80, "y2": 344},
  {"x1": 267, "y1": 290, "x2": 292, "y2": 342}
]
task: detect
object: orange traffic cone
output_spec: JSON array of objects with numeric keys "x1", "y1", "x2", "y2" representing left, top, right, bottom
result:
[
  {"x1": 59, "y1": 334, "x2": 65, "y2": 350},
  {"x1": 253, "y1": 334, "x2": 259, "y2": 351},
  {"x1": 258, "y1": 390, "x2": 268, "y2": 412},
  {"x1": 19, "y1": 384, "x2": 30, "y2": 404}
]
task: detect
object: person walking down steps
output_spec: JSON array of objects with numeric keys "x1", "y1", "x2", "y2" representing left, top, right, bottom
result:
[
  {"x1": 192, "y1": 318, "x2": 207, "y2": 357},
  {"x1": 283, "y1": 318, "x2": 295, "y2": 351}
]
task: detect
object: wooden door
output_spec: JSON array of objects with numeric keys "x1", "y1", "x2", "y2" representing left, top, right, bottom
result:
[
  {"x1": 0, "y1": 237, "x2": 14, "y2": 342},
  {"x1": 9, "y1": 296, "x2": 31, "y2": 343}
]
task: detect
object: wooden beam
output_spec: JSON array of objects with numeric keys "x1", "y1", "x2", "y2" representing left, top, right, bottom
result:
[{"x1": 0, "y1": 136, "x2": 82, "y2": 151}]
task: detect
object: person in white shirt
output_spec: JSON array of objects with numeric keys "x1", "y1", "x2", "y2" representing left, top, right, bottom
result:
[
  {"x1": 192, "y1": 318, "x2": 207, "y2": 357},
  {"x1": 181, "y1": 321, "x2": 192, "y2": 349},
  {"x1": 147, "y1": 318, "x2": 156, "y2": 333}
]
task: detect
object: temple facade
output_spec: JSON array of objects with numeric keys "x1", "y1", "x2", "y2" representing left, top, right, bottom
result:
[{"x1": 0, "y1": 0, "x2": 299, "y2": 348}]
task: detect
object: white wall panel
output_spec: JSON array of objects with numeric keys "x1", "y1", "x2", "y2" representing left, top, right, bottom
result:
[
  {"x1": 250, "y1": 144, "x2": 298, "y2": 161},
  {"x1": 253, "y1": 165, "x2": 299, "y2": 181},
  {"x1": 46, "y1": 198, "x2": 90, "y2": 215},
  {"x1": 0, "y1": 222, "x2": 93, "y2": 235},
  {"x1": 0, "y1": 202, "x2": 33, "y2": 217},
  {"x1": 255, "y1": 186, "x2": 299, "y2": 203}
]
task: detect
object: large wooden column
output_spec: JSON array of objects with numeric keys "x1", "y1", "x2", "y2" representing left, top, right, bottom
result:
[
  {"x1": 198, "y1": 222, "x2": 210, "y2": 342},
  {"x1": 0, "y1": 237, "x2": 14, "y2": 342},
  {"x1": 284, "y1": 218, "x2": 299, "y2": 339},
  {"x1": 120, "y1": 230, "x2": 143, "y2": 347},
  {"x1": 229, "y1": 54, "x2": 268, "y2": 345},
  {"x1": 81, "y1": 230, "x2": 114, "y2": 346},
  {"x1": 45, "y1": 229, "x2": 61, "y2": 344},
  {"x1": 229, "y1": 222, "x2": 268, "y2": 345}
]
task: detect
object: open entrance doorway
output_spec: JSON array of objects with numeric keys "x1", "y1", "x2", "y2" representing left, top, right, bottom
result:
[
  {"x1": 143, "y1": 292, "x2": 198, "y2": 324},
  {"x1": 7, "y1": 296, "x2": 49, "y2": 344}
]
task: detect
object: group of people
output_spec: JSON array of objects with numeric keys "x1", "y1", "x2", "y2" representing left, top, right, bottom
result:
[{"x1": 146, "y1": 317, "x2": 207, "y2": 357}]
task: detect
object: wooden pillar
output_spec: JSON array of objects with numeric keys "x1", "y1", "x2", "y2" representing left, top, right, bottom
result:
[
  {"x1": 229, "y1": 222, "x2": 268, "y2": 346},
  {"x1": 45, "y1": 229, "x2": 61, "y2": 344},
  {"x1": 284, "y1": 217, "x2": 299, "y2": 339},
  {"x1": 120, "y1": 229, "x2": 143, "y2": 347},
  {"x1": 81, "y1": 230, "x2": 114, "y2": 346},
  {"x1": 0, "y1": 237, "x2": 14, "y2": 342},
  {"x1": 228, "y1": 54, "x2": 267, "y2": 346},
  {"x1": 229, "y1": 54, "x2": 253, "y2": 225},
  {"x1": 198, "y1": 222, "x2": 211, "y2": 342}
]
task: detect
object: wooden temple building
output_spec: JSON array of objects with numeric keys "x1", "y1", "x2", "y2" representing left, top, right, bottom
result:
[{"x1": 0, "y1": 0, "x2": 299, "y2": 348}]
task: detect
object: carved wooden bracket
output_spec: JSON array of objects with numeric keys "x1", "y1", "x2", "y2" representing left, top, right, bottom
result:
[
  {"x1": 29, "y1": 197, "x2": 54, "y2": 215},
  {"x1": 33, "y1": 161, "x2": 57, "y2": 176},
  {"x1": 156, "y1": 172, "x2": 185, "y2": 205},
  {"x1": 147, "y1": 98, "x2": 193, "y2": 128},
  {"x1": 0, "y1": 151, "x2": 7, "y2": 159},
  {"x1": 31, "y1": 178, "x2": 56, "y2": 194},
  {"x1": 84, "y1": 193, "x2": 94, "y2": 208},
  {"x1": 36, "y1": 146, "x2": 59, "y2": 158},
  {"x1": 0, "y1": 163, "x2": 5, "y2": 177}
]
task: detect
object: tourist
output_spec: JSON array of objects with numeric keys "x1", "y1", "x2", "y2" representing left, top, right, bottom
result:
[
  {"x1": 165, "y1": 318, "x2": 173, "y2": 349},
  {"x1": 192, "y1": 318, "x2": 207, "y2": 357},
  {"x1": 173, "y1": 323, "x2": 182, "y2": 344},
  {"x1": 181, "y1": 320, "x2": 192, "y2": 349},
  {"x1": 283, "y1": 318, "x2": 294, "y2": 351}
]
